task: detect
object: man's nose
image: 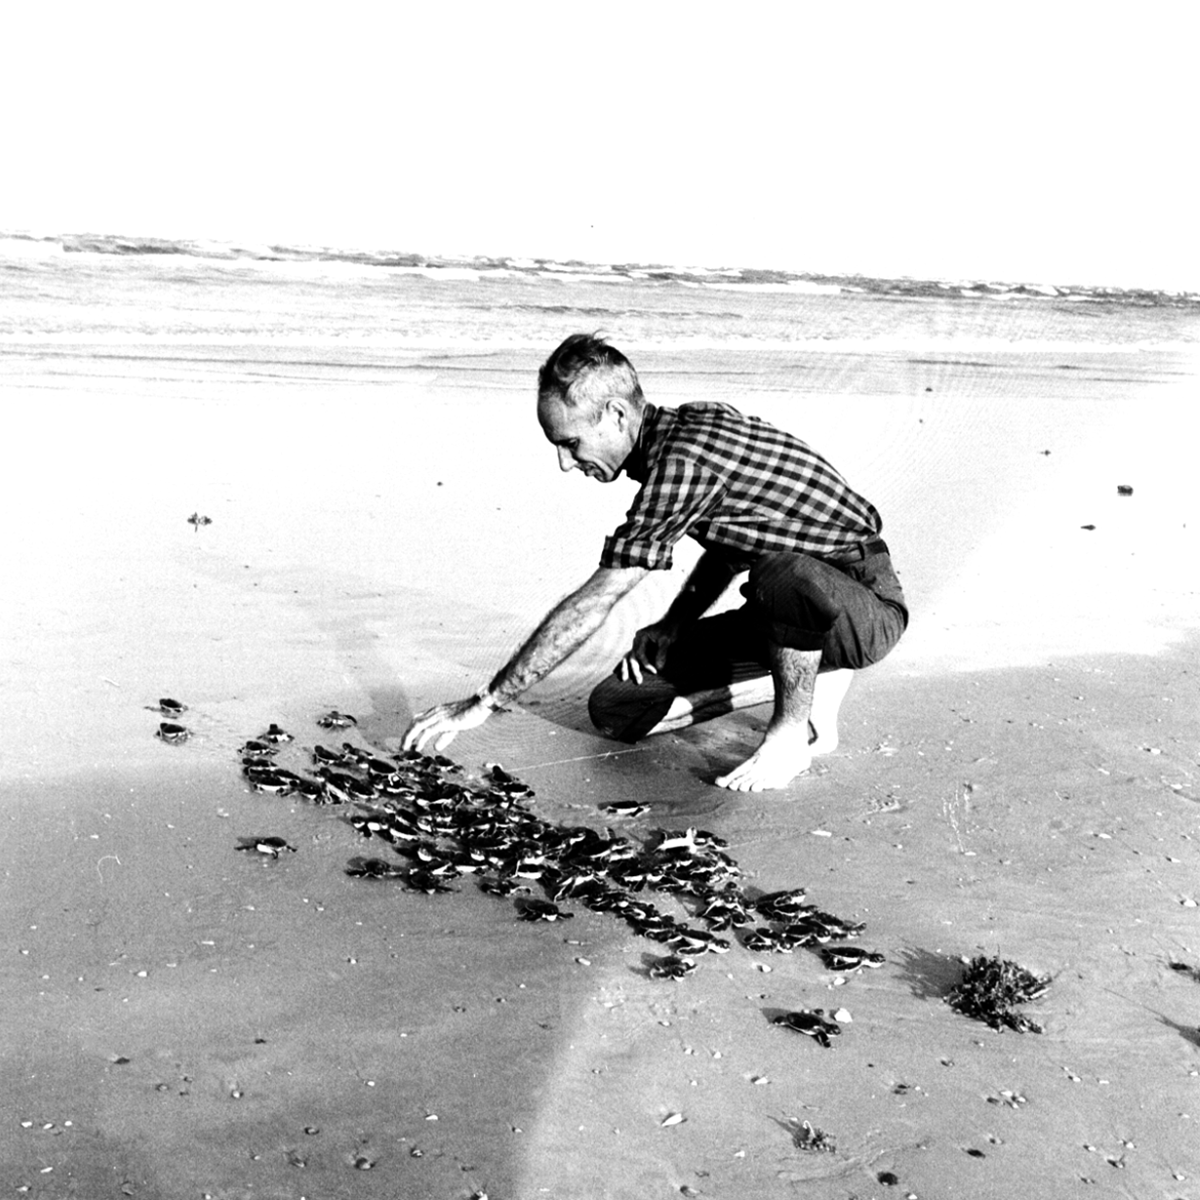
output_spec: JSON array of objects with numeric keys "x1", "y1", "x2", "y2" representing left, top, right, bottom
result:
[{"x1": 557, "y1": 446, "x2": 576, "y2": 472}]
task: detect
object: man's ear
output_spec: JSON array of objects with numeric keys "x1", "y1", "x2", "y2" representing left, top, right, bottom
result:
[{"x1": 607, "y1": 397, "x2": 628, "y2": 430}]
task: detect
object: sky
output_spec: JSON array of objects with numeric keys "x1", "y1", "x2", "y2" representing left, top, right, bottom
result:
[{"x1": 3, "y1": 2, "x2": 1196, "y2": 289}]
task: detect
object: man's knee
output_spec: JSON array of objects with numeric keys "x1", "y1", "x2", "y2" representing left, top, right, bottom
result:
[
  {"x1": 588, "y1": 675, "x2": 677, "y2": 743},
  {"x1": 745, "y1": 553, "x2": 840, "y2": 646}
]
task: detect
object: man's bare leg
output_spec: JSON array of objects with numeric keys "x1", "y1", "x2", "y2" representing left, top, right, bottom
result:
[
  {"x1": 808, "y1": 667, "x2": 852, "y2": 755},
  {"x1": 644, "y1": 675, "x2": 775, "y2": 735},
  {"x1": 715, "y1": 646, "x2": 821, "y2": 791},
  {"x1": 639, "y1": 666, "x2": 850, "y2": 746}
]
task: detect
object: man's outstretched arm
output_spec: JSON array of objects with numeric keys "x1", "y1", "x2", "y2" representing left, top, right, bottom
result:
[{"x1": 402, "y1": 565, "x2": 649, "y2": 752}]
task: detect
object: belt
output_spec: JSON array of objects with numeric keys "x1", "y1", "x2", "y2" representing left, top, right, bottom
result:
[{"x1": 828, "y1": 537, "x2": 889, "y2": 564}]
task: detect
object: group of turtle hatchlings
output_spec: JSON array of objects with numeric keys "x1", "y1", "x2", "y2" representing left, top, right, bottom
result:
[{"x1": 154, "y1": 700, "x2": 1050, "y2": 1044}]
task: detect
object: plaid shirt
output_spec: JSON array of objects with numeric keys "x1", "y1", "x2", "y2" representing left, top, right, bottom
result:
[{"x1": 601, "y1": 402, "x2": 883, "y2": 571}]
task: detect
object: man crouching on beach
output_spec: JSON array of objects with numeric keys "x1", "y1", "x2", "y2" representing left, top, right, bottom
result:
[{"x1": 402, "y1": 333, "x2": 908, "y2": 791}]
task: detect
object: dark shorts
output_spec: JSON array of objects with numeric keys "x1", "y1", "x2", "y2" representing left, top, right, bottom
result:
[{"x1": 588, "y1": 548, "x2": 908, "y2": 741}]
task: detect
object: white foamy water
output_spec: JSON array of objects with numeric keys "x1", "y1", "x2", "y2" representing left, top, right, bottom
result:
[{"x1": 2, "y1": 231, "x2": 1197, "y2": 360}]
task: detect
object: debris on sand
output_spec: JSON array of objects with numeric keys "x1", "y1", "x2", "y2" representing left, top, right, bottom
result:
[
  {"x1": 946, "y1": 955, "x2": 1050, "y2": 1033},
  {"x1": 787, "y1": 1118, "x2": 836, "y2": 1152}
]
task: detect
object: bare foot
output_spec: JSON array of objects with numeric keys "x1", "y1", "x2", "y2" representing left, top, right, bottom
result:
[{"x1": 715, "y1": 726, "x2": 812, "y2": 791}]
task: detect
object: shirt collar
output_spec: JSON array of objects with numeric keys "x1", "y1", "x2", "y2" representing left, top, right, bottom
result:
[{"x1": 623, "y1": 402, "x2": 673, "y2": 482}]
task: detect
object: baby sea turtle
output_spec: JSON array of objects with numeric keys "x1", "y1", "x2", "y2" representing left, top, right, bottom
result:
[
  {"x1": 317, "y1": 710, "x2": 357, "y2": 729},
  {"x1": 156, "y1": 721, "x2": 191, "y2": 744},
  {"x1": 755, "y1": 888, "x2": 810, "y2": 921},
  {"x1": 803, "y1": 909, "x2": 866, "y2": 937},
  {"x1": 820, "y1": 946, "x2": 886, "y2": 972},
  {"x1": 781, "y1": 912, "x2": 863, "y2": 945},
  {"x1": 236, "y1": 836, "x2": 297, "y2": 859},
  {"x1": 318, "y1": 769, "x2": 376, "y2": 803},
  {"x1": 744, "y1": 927, "x2": 794, "y2": 954},
  {"x1": 772, "y1": 1008, "x2": 842, "y2": 1047},
  {"x1": 404, "y1": 869, "x2": 457, "y2": 895},
  {"x1": 186, "y1": 512, "x2": 212, "y2": 529},
  {"x1": 311, "y1": 744, "x2": 348, "y2": 766},
  {"x1": 148, "y1": 697, "x2": 187, "y2": 716},
  {"x1": 484, "y1": 762, "x2": 534, "y2": 797},
  {"x1": 243, "y1": 766, "x2": 296, "y2": 795},
  {"x1": 364, "y1": 756, "x2": 400, "y2": 780},
  {"x1": 339, "y1": 743, "x2": 372, "y2": 767},
  {"x1": 291, "y1": 776, "x2": 327, "y2": 803},
  {"x1": 515, "y1": 898, "x2": 573, "y2": 923},
  {"x1": 648, "y1": 955, "x2": 697, "y2": 980},
  {"x1": 258, "y1": 723, "x2": 294, "y2": 744},
  {"x1": 345, "y1": 856, "x2": 405, "y2": 879},
  {"x1": 478, "y1": 875, "x2": 528, "y2": 898},
  {"x1": 667, "y1": 929, "x2": 731, "y2": 956},
  {"x1": 696, "y1": 895, "x2": 752, "y2": 930},
  {"x1": 652, "y1": 827, "x2": 716, "y2": 855},
  {"x1": 602, "y1": 801, "x2": 651, "y2": 819}
]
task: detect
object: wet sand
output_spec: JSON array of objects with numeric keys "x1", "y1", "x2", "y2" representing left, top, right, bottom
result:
[{"x1": 3, "y1": 344, "x2": 1199, "y2": 1198}]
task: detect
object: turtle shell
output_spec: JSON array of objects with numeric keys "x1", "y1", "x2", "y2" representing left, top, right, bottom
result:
[
  {"x1": 648, "y1": 954, "x2": 696, "y2": 979},
  {"x1": 345, "y1": 856, "x2": 404, "y2": 879},
  {"x1": 515, "y1": 898, "x2": 572, "y2": 923},
  {"x1": 772, "y1": 1009, "x2": 841, "y2": 1046},
  {"x1": 236, "y1": 836, "x2": 296, "y2": 858},
  {"x1": 820, "y1": 946, "x2": 885, "y2": 971}
]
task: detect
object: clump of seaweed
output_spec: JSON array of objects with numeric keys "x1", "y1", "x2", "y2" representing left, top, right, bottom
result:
[
  {"x1": 946, "y1": 955, "x2": 1050, "y2": 1033},
  {"x1": 790, "y1": 1119, "x2": 836, "y2": 1153},
  {"x1": 792, "y1": 1123, "x2": 830, "y2": 1152}
]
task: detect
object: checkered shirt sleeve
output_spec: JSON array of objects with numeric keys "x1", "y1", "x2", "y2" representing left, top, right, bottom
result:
[{"x1": 602, "y1": 455, "x2": 725, "y2": 570}]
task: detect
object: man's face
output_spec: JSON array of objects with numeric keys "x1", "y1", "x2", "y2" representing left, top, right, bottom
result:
[{"x1": 537, "y1": 395, "x2": 634, "y2": 483}]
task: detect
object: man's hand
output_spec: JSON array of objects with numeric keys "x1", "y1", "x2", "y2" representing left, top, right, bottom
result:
[
  {"x1": 402, "y1": 694, "x2": 493, "y2": 754},
  {"x1": 617, "y1": 620, "x2": 678, "y2": 685}
]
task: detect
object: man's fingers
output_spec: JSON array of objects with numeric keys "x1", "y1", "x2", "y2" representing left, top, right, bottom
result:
[
  {"x1": 401, "y1": 695, "x2": 488, "y2": 756},
  {"x1": 402, "y1": 707, "x2": 441, "y2": 753},
  {"x1": 617, "y1": 655, "x2": 644, "y2": 684},
  {"x1": 617, "y1": 651, "x2": 664, "y2": 686}
]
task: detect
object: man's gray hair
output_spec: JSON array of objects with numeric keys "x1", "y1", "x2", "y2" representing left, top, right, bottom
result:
[{"x1": 538, "y1": 333, "x2": 645, "y2": 420}]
